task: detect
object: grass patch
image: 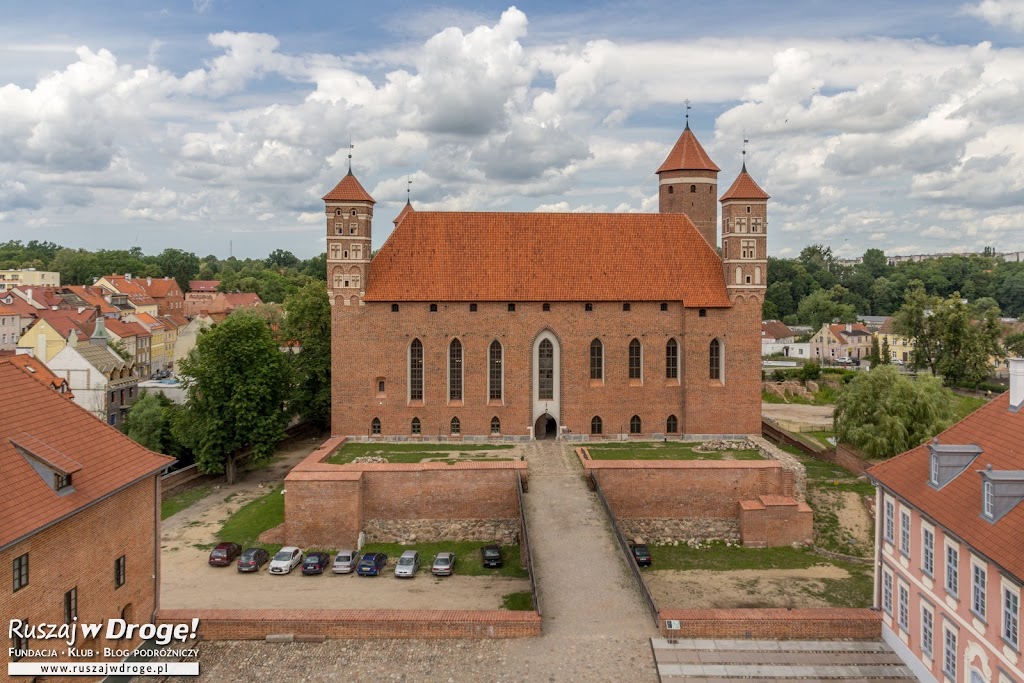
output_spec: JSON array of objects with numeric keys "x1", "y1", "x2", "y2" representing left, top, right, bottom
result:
[
  {"x1": 216, "y1": 485, "x2": 284, "y2": 551},
  {"x1": 805, "y1": 430, "x2": 836, "y2": 448},
  {"x1": 326, "y1": 442, "x2": 514, "y2": 465},
  {"x1": 161, "y1": 485, "x2": 212, "y2": 520},
  {"x1": 585, "y1": 442, "x2": 763, "y2": 461},
  {"x1": 649, "y1": 542, "x2": 824, "y2": 572},
  {"x1": 953, "y1": 394, "x2": 988, "y2": 422},
  {"x1": 358, "y1": 541, "x2": 528, "y2": 578},
  {"x1": 761, "y1": 391, "x2": 787, "y2": 404},
  {"x1": 501, "y1": 591, "x2": 534, "y2": 611},
  {"x1": 803, "y1": 564, "x2": 874, "y2": 608}
]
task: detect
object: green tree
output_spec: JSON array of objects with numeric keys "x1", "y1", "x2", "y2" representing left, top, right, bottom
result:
[
  {"x1": 868, "y1": 335, "x2": 881, "y2": 366},
  {"x1": 892, "y1": 281, "x2": 940, "y2": 372},
  {"x1": 930, "y1": 294, "x2": 1002, "y2": 387},
  {"x1": 124, "y1": 392, "x2": 182, "y2": 455},
  {"x1": 283, "y1": 281, "x2": 332, "y2": 429},
  {"x1": 175, "y1": 311, "x2": 291, "y2": 484},
  {"x1": 834, "y1": 366, "x2": 957, "y2": 459},
  {"x1": 797, "y1": 285, "x2": 857, "y2": 331},
  {"x1": 155, "y1": 248, "x2": 200, "y2": 294},
  {"x1": 880, "y1": 337, "x2": 891, "y2": 364},
  {"x1": 1005, "y1": 332, "x2": 1024, "y2": 358}
]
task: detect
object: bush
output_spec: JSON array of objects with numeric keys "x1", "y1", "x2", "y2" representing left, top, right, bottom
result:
[
  {"x1": 771, "y1": 369, "x2": 787, "y2": 382},
  {"x1": 978, "y1": 381, "x2": 1007, "y2": 394},
  {"x1": 799, "y1": 362, "x2": 821, "y2": 382}
]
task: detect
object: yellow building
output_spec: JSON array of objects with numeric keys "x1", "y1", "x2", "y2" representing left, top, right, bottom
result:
[
  {"x1": 875, "y1": 317, "x2": 915, "y2": 364},
  {"x1": 0, "y1": 269, "x2": 59, "y2": 292},
  {"x1": 16, "y1": 316, "x2": 88, "y2": 361},
  {"x1": 126, "y1": 313, "x2": 170, "y2": 373},
  {"x1": 96, "y1": 274, "x2": 160, "y2": 317}
]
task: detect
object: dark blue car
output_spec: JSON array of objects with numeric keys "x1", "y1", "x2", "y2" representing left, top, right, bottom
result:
[{"x1": 356, "y1": 552, "x2": 388, "y2": 576}]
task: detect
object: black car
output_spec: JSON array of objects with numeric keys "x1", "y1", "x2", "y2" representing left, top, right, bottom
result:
[
  {"x1": 356, "y1": 552, "x2": 388, "y2": 576},
  {"x1": 301, "y1": 551, "x2": 330, "y2": 575},
  {"x1": 237, "y1": 547, "x2": 270, "y2": 573},
  {"x1": 629, "y1": 543, "x2": 652, "y2": 567},
  {"x1": 481, "y1": 545, "x2": 504, "y2": 568},
  {"x1": 208, "y1": 542, "x2": 242, "y2": 567}
]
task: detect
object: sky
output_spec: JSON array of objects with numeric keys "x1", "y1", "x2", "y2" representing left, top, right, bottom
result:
[{"x1": 1, "y1": 0, "x2": 1023, "y2": 260}]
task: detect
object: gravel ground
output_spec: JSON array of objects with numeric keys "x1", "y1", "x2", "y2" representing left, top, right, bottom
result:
[{"x1": 163, "y1": 440, "x2": 660, "y2": 682}]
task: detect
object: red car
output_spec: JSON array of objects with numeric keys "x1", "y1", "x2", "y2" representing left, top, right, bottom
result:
[{"x1": 208, "y1": 542, "x2": 242, "y2": 566}]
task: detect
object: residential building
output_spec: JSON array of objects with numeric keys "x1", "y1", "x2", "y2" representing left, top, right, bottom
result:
[
  {"x1": 15, "y1": 311, "x2": 95, "y2": 362},
  {"x1": 183, "y1": 290, "x2": 263, "y2": 320},
  {"x1": 762, "y1": 320, "x2": 796, "y2": 344},
  {"x1": 877, "y1": 317, "x2": 916, "y2": 364},
  {"x1": 95, "y1": 274, "x2": 160, "y2": 317},
  {"x1": 810, "y1": 322, "x2": 874, "y2": 363},
  {"x1": 0, "y1": 268, "x2": 59, "y2": 291},
  {"x1": 173, "y1": 313, "x2": 213, "y2": 370},
  {"x1": 762, "y1": 320, "x2": 809, "y2": 357},
  {"x1": 0, "y1": 358, "x2": 172, "y2": 674},
  {"x1": 126, "y1": 312, "x2": 171, "y2": 374},
  {"x1": 867, "y1": 358, "x2": 1024, "y2": 683},
  {"x1": 328, "y1": 121, "x2": 768, "y2": 438},
  {"x1": 4, "y1": 352, "x2": 75, "y2": 398},
  {"x1": 0, "y1": 298, "x2": 36, "y2": 351},
  {"x1": 104, "y1": 317, "x2": 153, "y2": 378},
  {"x1": 188, "y1": 279, "x2": 220, "y2": 292}
]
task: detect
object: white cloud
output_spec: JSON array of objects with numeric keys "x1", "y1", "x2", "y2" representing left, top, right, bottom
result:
[{"x1": 962, "y1": 0, "x2": 1024, "y2": 30}]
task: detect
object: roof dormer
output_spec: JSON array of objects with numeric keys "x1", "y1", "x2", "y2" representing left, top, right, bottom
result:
[
  {"x1": 10, "y1": 433, "x2": 82, "y2": 496},
  {"x1": 928, "y1": 438, "x2": 982, "y2": 490},
  {"x1": 979, "y1": 465, "x2": 1024, "y2": 523}
]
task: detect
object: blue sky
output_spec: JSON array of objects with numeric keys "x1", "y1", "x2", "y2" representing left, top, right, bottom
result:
[{"x1": 1, "y1": 0, "x2": 1023, "y2": 259}]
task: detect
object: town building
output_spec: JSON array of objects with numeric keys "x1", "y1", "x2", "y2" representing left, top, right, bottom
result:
[
  {"x1": 867, "y1": 358, "x2": 1024, "y2": 683},
  {"x1": 761, "y1": 320, "x2": 809, "y2": 358},
  {"x1": 188, "y1": 280, "x2": 220, "y2": 292},
  {"x1": 15, "y1": 309, "x2": 96, "y2": 362},
  {"x1": 810, "y1": 322, "x2": 873, "y2": 364},
  {"x1": 172, "y1": 313, "x2": 213, "y2": 370},
  {"x1": 0, "y1": 268, "x2": 59, "y2": 292},
  {"x1": 3, "y1": 352, "x2": 75, "y2": 398},
  {"x1": 183, "y1": 290, "x2": 263, "y2": 320},
  {"x1": 0, "y1": 358, "x2": 172, "y2": 673},
  {"x1": 876, "y1": 317, "x2": 915, "y2": 364},
  {"x1": 0, "y1": 297, "x2": 35, "y2": 351},
  {"x1": 95, "y1": 274, "x2": 160, "y2": 317},
  {"x1": 328, "y1": 123, "x2": 768, "y2": 439},
  {"x1": 104, "y1": 317, "x2": 154, "y2": 378},
  {"x1": 125, "y1": 312, "x2": 172, "y2": 375}
]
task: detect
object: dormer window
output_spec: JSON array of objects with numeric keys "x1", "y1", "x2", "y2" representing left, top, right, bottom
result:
[
  {"x1": 928, "y1": 440, "x2": 982, "y2": 489},
  {"x1": 978, "y1": 468, "x2": 1024, "y2": 523},
  {"x1": 55, "y1": 472, "x2": 72, "y2": 491},
  {"x1": 930, "y1": 455, "x2": 939, "y2": 485},
  {"x1": 983, "y1": 480, "x2": 994, "y2": 518}
]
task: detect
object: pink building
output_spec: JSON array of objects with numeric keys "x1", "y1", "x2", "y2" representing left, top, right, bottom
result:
[{"x1": 868, "y1": 358, "x2": 1024, "y2": 683}]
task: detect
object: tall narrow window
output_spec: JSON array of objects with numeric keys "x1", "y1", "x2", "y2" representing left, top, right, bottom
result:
[
  {"x1": 923, "y1": 528, "x2": 935, "y2": 576},
  {"x1": 538, "y1": 339, "x2": 554, "y2": 400},
  {"x1": 709, "y1": 339, "x2": 722, "y2": 380},
  {"x1": 630, "y1": 415, "x2": 641, "y2": 434},
  {"x1": 983, "y1": 480, "x2": 994, "y2": 518},
  {"x1": 884, "y1": 500, "x2": 894, "y2": 542},
  {"x1": 666, "y1": 339, "x2": 678, "y2": 379},
  {"x1": 371, "y1": 417, "x2": 381, "y2": 435},
  {"x1": 409, "y1": 339, "x2": 423, "y2": 401},
  {"x1": 411, "y1": 417, "x2": 421, "y2": 435},
  {"x1": 591, "y1": 416, "x2": 602, "y2": 435},
  {"x1": 449, "y1": 339, "x2": 463, "y2": 401},
  {"x1": 972, "y1": 564, "x2": 987, "y2": 619},
  {"x1": 898, "y1": 583, "x2": 910, "y2": 632},
  {"x1": 491, "y1": 417, "x2": 501, "y2": 435},
  {"x1": 666, "y1": 415, "x2": 678, "y2": 433},
  {"x1": 489, "y1": 340, "x2": 503, "y2": 401},
  {"x1": 13, "y1": 553, "x2": 28, "y2": 592},
  {"x1": 943, "y1": 629, "x2": 957, "y2": 680},
  {"x1": 628, "y1": 339, "x2": 642, "y2": 380},
  {"x1": 900, "y1": 510, "x2": 911, "y2": 557},
  {"x1": 590, "y1": 339, "x2": 603, "y2": 380},
  {"x1": 882, "y1": 570, "x2": 893, "y2": 615},
  {"x1": 946, "y1": 545, "x2": 959, "y2": 596},
  {"x1": 64, "y1": 587, "x2": 78, "y2": 623},
  {"x1": 115, "y1": 555, "x2": 126, "y2": 589},
  {"x1": 1005, "y1": 588, "x2": 1020, "y2": 647},
  {"x1": 450, "y1": 417, "x2": 460, "y2": 435},
  {"x1": 922, "y1": 604, "x2": 934, "y2": 656}
]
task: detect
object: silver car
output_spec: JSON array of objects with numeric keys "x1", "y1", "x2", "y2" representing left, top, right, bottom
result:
[
  {"x1": 394, "y1": 550, "x2": 420, "y2": 578},
  {"x1": 431, "y1": 551, "x2": 455, "y2": 576},
  {"x1": 332, "y1": 549, "x2": 359, "y2": 574}
]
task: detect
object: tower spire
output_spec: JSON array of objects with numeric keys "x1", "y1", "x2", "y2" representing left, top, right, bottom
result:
[
  {"x1": 407, "y1": 176, "x2": 412, "y2": 205},
  {"x1": 684, "y1": 99, "x2": 691, "y2": 130},
  {"x1": 347, "y1": 135, "x2": 354, "y2": 174},
  {"x1": 742, "y1": 131, "x2": 749, "y2": 173}
]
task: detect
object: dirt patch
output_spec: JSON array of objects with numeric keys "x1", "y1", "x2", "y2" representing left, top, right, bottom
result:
[
  {"x1": 762, "y1": 402, "x2": 834, "y2": 430},
  {"x1": 645, "y1": 566, "x2": 850, "y2": 609},
  {"x1": 806, "y1": 487, "x2": 874, "y2": 556}
]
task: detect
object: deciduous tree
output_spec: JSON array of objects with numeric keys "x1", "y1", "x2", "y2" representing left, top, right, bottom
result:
[{"x1": 283, "y1": 281, "x2": 332, "y2": 429}]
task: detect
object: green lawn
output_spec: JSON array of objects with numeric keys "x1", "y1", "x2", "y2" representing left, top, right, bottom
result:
[
  {"x1": 161, "y1": 485, "x2": 212, "y2": 520},
  {"x1": 501, "y1": 591, "x2": 535, "y2": 610},
  {"x1": 358, "y1": 541, "x2": 528, "y2": 578},
  {"x1": 952, "y1": 394, "x2": 988, "y2": 422},
  {"x1": 326, "y1": 442, "x2": 515, "y2": 465},
  {"x1": 215, "y1": 485, "x2": 285, "y2": 553},
  {"x1": 585, "y1": 442, "x2": 763, "y2": 460}
]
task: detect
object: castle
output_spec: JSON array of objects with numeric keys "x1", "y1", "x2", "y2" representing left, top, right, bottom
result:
[{"x1": 325, "y1": 122, "x2": 768, "y2": 440}]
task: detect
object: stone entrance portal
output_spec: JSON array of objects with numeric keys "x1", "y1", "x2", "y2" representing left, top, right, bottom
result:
[{"x1": 534, "y1": 414, "x2": 558, "y2": 440}]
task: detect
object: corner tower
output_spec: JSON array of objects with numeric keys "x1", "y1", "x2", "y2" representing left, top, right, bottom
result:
[
  {"x1": 656, "y1": 122, "x2": 721, "y2": 247},
  {"x1": 720, "y1": 162, "x2": 769, "y2": 303},
  {"x1": 323, "y1": 170, "x2": 375, "y2": 308}
]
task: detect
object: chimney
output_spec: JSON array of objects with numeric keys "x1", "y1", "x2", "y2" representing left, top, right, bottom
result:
[
  {"x1": 1010, "y1": 358, "x2": 1024, "y2": 412},
  {"x1": 147, "y1": 276, "x2": 152, "y2": 286},
  {"x1": 35, "y1": 332, "x2": 46, "y2": 359},
  {"x1": 27, "y1": 287, "x2": 33, "y2": 303},
  {"x1": 125, "y1": 273, "x2": 132, "y2": 281},
  {"x1": 845, "y1": 323, "x2": 852, "y2": 333}
]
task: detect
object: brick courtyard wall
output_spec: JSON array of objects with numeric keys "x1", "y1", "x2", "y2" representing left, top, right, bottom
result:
[
  {"x1": 157, "y1": 609, "x2": 541, "y2": 639},
  {"x1": 833, "y1": 443, "x2": 873, "y2": 475},
  {"x1": 280, "y1": 438, "x2": 526, "y2": 548},
  {"x1": 658, "y1": 608, "x2": 881, "y2": 639},
  {"x1": 332, "y1": 300, "x2": 760, "y2": 439}
]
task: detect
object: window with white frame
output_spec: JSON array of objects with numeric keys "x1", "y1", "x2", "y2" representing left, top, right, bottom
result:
[
  {"x1": 923, "y1": 527, "x2": 935, "y2": 576},
  {"x1": 984, "y1": 480, "x2": 994, "y2": 519},
  {"x1": 882, "y1": 569, "x2": 893, "y2": 615},
  {"x1": 898, "y1": 582, "x2": 910, "y2": 632},
  {"x1": 741, "y1": 239, "x2": 756, "y2": 259},
  {"x1": 943, "y1": 627, "x2": 957, "y2": 680},
  {"x1": 1005, "y1": 586, "x2": 1019, "y2": 648},
  {"x1": 900, "y1": 510, "x2": 911, "y2": 557},
  {"x1": 973, "y1": 563, "x2": 987, "y2": 620},
  {"x1": 884, "y1": 499, "x2": 895, "y2": 543},
  {"x1": 946, "y1": 545, "x2": 959, "y2": 596},
  {"x1": 922, "y1": 603, "x2": 934, "y2": 656},
  {"x1": 930, "y1": 455, "x2": 939, "y2": 485}
]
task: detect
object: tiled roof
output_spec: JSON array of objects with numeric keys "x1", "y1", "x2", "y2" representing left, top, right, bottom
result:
[
  {"x1": 28, "y1": 314, "x2": 88, "y2": 341},
  {"x1": 0, "y1": 297, "x2": 37, "y2": 317},
  {"x1": 720, "y1": 167, "x2": 770, "y2": 201},
  {"x1": 163, "y1": 314, "x2": 190, "y2": 328},
  {"x1": 4, "y1": 354, "x2": 74, "y2": 397},
  {"x1": 101, "y1": 275, "x2": 159, "y2": 305},
  {"x1": 656, "y1": 126, "x2": 720, "y2": 174},
  {"x1": 0, "y1": 360, "x2": 172, "y2": 549},
  {"x1": 828, "y1": 323, "x2": 872, "y2": 343},
  {"x1": 76, "y1": 343, "x2": 133, "y2": 375},
  {"x1": 63, "y1": 285, "x2": 118, "y2": 315},
  {"x1": 364, "y1": 212, "x2": 731, "y2": 306},
  {"x1": 138, "y1": 277, "x2": 181, "y2": 298},
  {"x1": 10, "y1": 285, "x2": 64, "y2": 308},
  {"x1": 105, "y1": 318, "x2": 150, "y2": 339},
  {"x1": 394, "y1": 201, "x2": 414, "y2": 226},
  {"x1": 761, "y1": 320, "x2": 794, "y2": 340},
  {"x1": 222, "y1": 293, "x2": 263, "y2": 307},
  {"x1": 189, "y1": 280, "x2": 220, "y2": 292},
  {"x1": 877, "y1": 317, "x2": 897, "y2": 335},
  {"x1": 868, "y1": 393, "x2": 1024, "y2": 580},
  {"x1": 322, "y1": 170, "x2": 376, "y2": 203}
]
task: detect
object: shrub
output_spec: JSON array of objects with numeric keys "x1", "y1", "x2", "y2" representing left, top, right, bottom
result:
[{"x1": 799, "y1": 362, "x2": 821, "y2": 382}]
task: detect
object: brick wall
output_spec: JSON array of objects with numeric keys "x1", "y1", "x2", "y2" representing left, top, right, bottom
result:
[
  {"x1": 833, "y1": 443, "x2": 872, "y2": 475},
  {"x1": 157, "y1": 609, "x2": 541, "y2": 640},
  {"x1": 2, "y1": 477, "x2": 160, "y2": 677},
  {"x1": 332, "y1": 299, "x2": 761, "y2": 439},
  {"x1": 658, "y1": 608, "x2": 881, "y2": 639}
]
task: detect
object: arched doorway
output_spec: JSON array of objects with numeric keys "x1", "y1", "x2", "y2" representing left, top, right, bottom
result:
[{"x1": 534, "y1": 414, "x2": 558, "y2": 439}]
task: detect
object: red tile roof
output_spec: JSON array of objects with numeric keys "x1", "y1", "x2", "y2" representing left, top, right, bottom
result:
[
  {"x1": 101, "y1": 275, "x2": 158, "y2": 305},
  {"x1": 222, "y1": 293, "x2": 263, "y2": 308},
  {"x1": 868, "y1": 393, "x2": 1024, "y2": 579},
  {"x1": 4, "y1": 354, "x2": 74, "y2": 397},
  {"x1": 364, "y1": 212, "x2": 731, "y2": 306},
  {"x1": 63, "y1": 285, "x2": 119, "y2": 315},
  {"x1": 137, "y1": 277, "x2": 182, "y2": 299},
  {"x1": 394, "y1": 201, "x2": 414, "y2": 226},
  {"x1": 720, "y1": 167, "x2": 770, "y2": 201},
  {"x1": 828, "y1": 322, "x2": 872, "y2": 343},
  {"x1": 761, "y1": 320, "x2": 794, "y2": 340},
  {"x1": 656, "y1": 126, "x2": 720, "y2": 174},
  {"x1": 0, "y1": 360, "x2": 173, "y2": 548},
  {"x1": 322, "y1": 170, "x2": 376, "y2": 203},
  {"x1": 189, "y1": 280, "x2": 220, "y2": 292},
  {"x1": 0, "y1": 299, "x2": 37, "y2": 318},
  {"x1": 105, "y1": 318, "x2": 151, "y2": 339}
]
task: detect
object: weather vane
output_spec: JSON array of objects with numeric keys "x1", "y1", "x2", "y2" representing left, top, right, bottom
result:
[
  {"x1": 742, "y1": 130, "x2": 749, "y2": 171},
  {"x1": 685, "y1": 99, "x2": 691, "y2": 128},
  {"x1": 407, "y1": 176, "x2": 412, "y2": 204},
  {"x1": 347, "y1": 136, "x2": 354, "y2": 172}
]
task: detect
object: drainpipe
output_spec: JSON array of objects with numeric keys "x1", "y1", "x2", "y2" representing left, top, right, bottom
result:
[{"x1": 873, "y1": 483, "x2": 883, "y2": 610}]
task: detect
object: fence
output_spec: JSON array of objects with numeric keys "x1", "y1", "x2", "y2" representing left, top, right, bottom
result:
[
  {"x1": 517, "y1": 472, "x2": 541, "y2": 617},
  {"x1": 591, "y1": 476, "x2": 660, "y2": 628}
]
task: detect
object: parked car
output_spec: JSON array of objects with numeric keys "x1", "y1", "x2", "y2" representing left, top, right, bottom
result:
[
  {"x1": 394, "y1": 550, "x2": 420, "y2": 578},
  {"x1": 431, "y1": 551, "x2": 456, "y2": 576},
  {"x1": 301, "y1": 551, "x2": 330, "y2": 575},
  {"x1": 356, "y1": 552, "x2": 388, "y2": 576},
  {"x1": 332, "y1": 549, "x2": 359, "y2": 574},
  {"x1": 237, "y1": 547, "x2": 269, "y2": 573},
  {"x1": 269, "y1": 546, "x2": 303, "y2": 575},
  {"x1": 208, "y1": 542, "x2": 242, "y2": 567},
  {"x1": 834, "y1": 357, "x2": 855, "y2": 366},
  {"x1": 481, "y1": 545, "x2": 503, "y2": 568},
  {"x1": 892, "y1": 358, "x2": 905, "y2": 366},
  {"x1": 629, "y1": 543, "x2": 652, "y2": 567}
]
